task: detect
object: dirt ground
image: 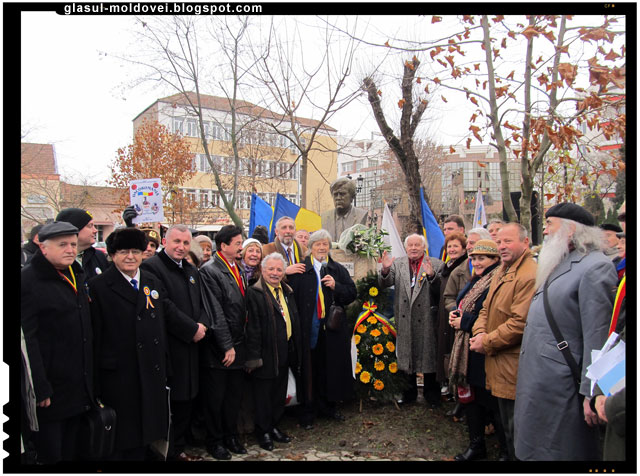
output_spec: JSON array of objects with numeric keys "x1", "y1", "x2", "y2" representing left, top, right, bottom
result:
[{"x1": 240, "y1": 395, "x2": 505, "y2": 462}]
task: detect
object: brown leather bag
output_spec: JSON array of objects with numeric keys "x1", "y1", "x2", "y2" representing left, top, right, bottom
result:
[{"x1": 325, "y1": 303, "x2": 345, "y2": 331}]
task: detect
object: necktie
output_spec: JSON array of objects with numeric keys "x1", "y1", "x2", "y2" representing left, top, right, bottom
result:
[
  {"x1": 131, "y1": 278, "x2": 138, "y2": 290},
  {"x1": 287, "y1": 247, "x2": 293, "y2": 265}
]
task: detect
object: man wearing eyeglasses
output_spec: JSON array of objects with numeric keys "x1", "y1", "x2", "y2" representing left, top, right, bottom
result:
[{"x1": 87, "y1": 227, "x2": 174, "y2": 460}]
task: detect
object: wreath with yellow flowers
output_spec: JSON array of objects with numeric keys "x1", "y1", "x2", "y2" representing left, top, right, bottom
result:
[{"x1": 347, "y1": 271, "x2": 408, "y2": 402}]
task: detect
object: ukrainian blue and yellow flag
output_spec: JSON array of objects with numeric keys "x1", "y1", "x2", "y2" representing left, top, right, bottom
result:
[{"x1": 420, "y1": 187, "x2": 445, "y2": 259}]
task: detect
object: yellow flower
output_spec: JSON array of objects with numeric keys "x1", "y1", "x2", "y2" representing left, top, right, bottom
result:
[
  {"x1": 360, "y1": 371, "x2": 371, "y2": 384},
  {"x1": 370, "y1": 329, "x2": 381, "y2": 337},
  {"x1": 373, "y1": 379, "x2": 384, "y2": 391},
  {"x1": 367, "y1": 315, "x2": 378, "y2": 325},
  {"x1": 372, "y1": 344, "x2": 384, "y2": 355},
  {"x1": 354, "y1": 334, "x2": 361, "y2": 345},
  {"x1": 369, "y1": 287, "x2": 379, "y2": 297},
  {"x1": 357, "y1": 324, "x2": 367, "y2": 334},
  {"x1": 355, "y1": 362, "x2": 362, "y2": 374},
  {"x1": 382, "y1": 325, "x2": 389, "y2": 335},
  {"x1": 386, "y1": 341, "x2": 395, "y2": 353},
  {"x1": 374, "y1": 360, "x2": 385, "y2": 371},
  {"x1": 389, "y1": 362, "x2": 398, "y2": 373}
]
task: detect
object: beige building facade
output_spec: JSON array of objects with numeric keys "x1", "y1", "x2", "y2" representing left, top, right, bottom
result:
[{"x1": 133, "y1": 92, "x2": 338, "y2": 229}]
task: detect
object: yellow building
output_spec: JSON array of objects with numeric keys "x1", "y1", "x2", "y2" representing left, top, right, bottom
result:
[{"x1": 133, "y1": 92, "x2": 337, "y2": 230}]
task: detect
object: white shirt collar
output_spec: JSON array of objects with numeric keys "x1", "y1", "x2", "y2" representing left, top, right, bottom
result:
[{"x1": 118, "y1": 268, "x2": 141, "y2": 285}]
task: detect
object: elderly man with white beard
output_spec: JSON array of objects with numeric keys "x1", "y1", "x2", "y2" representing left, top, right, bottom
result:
[{"x1": 514, "y1": 203, "x2": 617, "y2": 461}]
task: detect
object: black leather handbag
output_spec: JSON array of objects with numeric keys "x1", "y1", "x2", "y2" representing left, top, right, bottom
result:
[
  {"x1": 80, "y1": 401, "x2": 117, "y2": 460},
  {"x1": 325, "y1": 303, "x2": 345, "y2": 331}
]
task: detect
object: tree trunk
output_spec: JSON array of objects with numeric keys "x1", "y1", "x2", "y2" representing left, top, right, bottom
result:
[
  {"x1": 363, "y1": 57, "x2": 428, "y2": 235},
  {"x1": 481, "y1": 15, "x2": 517, "y2": 223}
]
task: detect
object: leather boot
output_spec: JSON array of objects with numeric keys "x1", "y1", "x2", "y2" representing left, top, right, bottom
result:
[{"x1": 454, "y1": 437, "x2": 487, "y2": 461}]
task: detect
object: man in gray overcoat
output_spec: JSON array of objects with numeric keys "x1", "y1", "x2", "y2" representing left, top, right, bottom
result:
[
  {"x1": 379, "y1": 234, "x2": 443, "y2": 407},
  {"x1": 514, "y1": 203, "x2": 617, "y2": 461}
]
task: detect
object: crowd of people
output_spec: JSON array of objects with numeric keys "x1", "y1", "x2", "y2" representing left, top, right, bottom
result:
[{"x1": 20, "y1": 196, "x2": 626, "y2": 463}]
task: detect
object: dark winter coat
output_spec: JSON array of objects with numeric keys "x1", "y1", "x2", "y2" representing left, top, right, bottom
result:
[
  {"x1": 456, "y1": 261, "x2": 500, "y2": 389},
  {"x1": 80, "y1": 246, "x2": 110, "y2": 281},
  {"x1": 288, "y1": 255, "x2": 357, "y2": 403},
  {"x1": 199, "y1": 253, "x2": 248, "y2": 370},
  {"x1": 435, "y1": 253, "x2": 467, "y2": 382},
  {"x1": 140, "y1": 249, "x2": 209, "y2": 401},
  {"x1": 88, "y1": 266, "x2": 170, "y2": 450},
  {"x1": 21, "y1": 250, "x2": 93, "y2": 422},
  {"x1": 21, "y1": 240, "x2": 39, "y2": 267},
  {"x1": 245, "y1": 279, "x2": 302, "y2": 381}
]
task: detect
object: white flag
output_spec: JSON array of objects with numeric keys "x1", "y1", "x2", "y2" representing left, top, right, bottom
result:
[
  {"x1": 381, "y1": 203, "x2": 406, "y2": 258},
  {"x1": 473, "y1": 188, "x2": 487, "y2": 227}
]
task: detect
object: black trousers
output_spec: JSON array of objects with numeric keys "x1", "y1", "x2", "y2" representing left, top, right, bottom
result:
[
  {"x1": 201, "y1": 367, "x2": 244, "y2": 446},
  {"x1": 465, "y1": 385, "x2": 507, "y2": 448},
  {"x1": 251, "y1": 366, "x2": 288, "y2": 435},
  {"x1": 300, "y1": 332, "x2": 337, "y2": 425},
  {"x1": 497, "y1": 397, "x2": 516, "y2": 460},
  {"x1": 168, "y1": 399, "x2": 193, "y2": 457},
  {"x1": 110, "y1": 446, "x2": 147, "y2": 461},
  {"x1": 403, "y1": 372, "x2": 440, "y2": 404},
  {"x1": 32, "y1": 413, "x2": 84, "y2": 464}
]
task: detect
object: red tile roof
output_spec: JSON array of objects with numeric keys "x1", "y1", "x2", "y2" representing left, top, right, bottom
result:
[
  {"x1": 137, "y1": 91, "x2": 337, "y2": 132},
  {"x1": 21, "y1": 143, "x2": 59, "y2": 177}
]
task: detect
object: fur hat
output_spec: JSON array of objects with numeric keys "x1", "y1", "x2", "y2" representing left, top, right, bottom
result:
[
  {"x1": 56, "y1": 208, "x2": 93, "y2": 230},
  {"x1": 545, "y1": 203, "x2": 595, "y2": 227},
  {"x1": 106, "y1": 228, "x2": 148, "y2": 255},
  {"x1": 468, "y1": 239, "x2": 499, "y2": 257}
]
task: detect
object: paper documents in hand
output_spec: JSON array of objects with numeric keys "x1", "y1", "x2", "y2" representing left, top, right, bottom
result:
[{"x1": 586, "y1": 332, "x2": 625, "y2": 396}]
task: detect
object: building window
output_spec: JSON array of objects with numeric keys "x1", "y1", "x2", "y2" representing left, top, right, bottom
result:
[
  {"x1": 186, "y1": 119, "x2": 198, "y2": 138},
  {"x1": 96, "y1": 225, "x2": 105, "y2": 243},
  {"x1": 199, "y1": 189, "x2": 210, "y2": 208},
  {"x1": 27, "y1": 194, "x2": 47, "y2": 204},
  {"x1": 173, "y1": 117, "x2": 184, "y2": 134}
]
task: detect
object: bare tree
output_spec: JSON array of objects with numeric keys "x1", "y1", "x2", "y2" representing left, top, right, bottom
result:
[
  {"x1": 363, "y1": 56, "x2": 430, "y2": 233},
  {"x1": 250, "y1": 17, "x2": 362, "y2": 208}
]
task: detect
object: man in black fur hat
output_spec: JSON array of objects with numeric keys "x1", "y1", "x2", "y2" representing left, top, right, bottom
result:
[{"x1": 87, "y1": 228, "x2": 172, "y2": 460}]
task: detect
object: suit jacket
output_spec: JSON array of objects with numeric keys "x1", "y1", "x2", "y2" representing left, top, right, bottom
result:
[
  {"x1": 88, "y1": 266, "x2": 170, "y2": 450},
  {"x1": 321, "y1": 206, "x2": 368, "y2": 242},
  {"x1": 514, "y1": 250, "x2": 616, "y2": 460},
  {"x1": 21, "y1": 250, "x2": 93, "y2": 422},
  {"x1": 140, "y1": 250, "x2": 208, "y2": 401},
  {"x1": 262, "y1": 238, "x2": 307, "y2": 265},
  {"x1": 379, "y1": 254, "x2": 443, "y2": 374}
]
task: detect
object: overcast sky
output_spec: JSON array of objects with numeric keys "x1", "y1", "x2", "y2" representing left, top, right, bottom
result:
[
  {"x1": 20, "y1": 12, "x2": 478, "y2": 185},
  {"x1": 20, "y1": 10, "x2": 623, "y2": 185}
]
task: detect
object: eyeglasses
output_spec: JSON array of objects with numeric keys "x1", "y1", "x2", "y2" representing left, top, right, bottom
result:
[{"x1": 115, "y1": 249, "x2": 143, "y2": 256}]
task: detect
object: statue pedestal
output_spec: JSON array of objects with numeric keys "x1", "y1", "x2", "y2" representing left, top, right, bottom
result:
[{"x1": 330, "y1": 249, "x2": 379, "y2": 281}]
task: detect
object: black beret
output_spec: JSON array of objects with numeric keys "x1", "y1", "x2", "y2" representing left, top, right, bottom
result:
[
  {"x1": 38, "y1": 221, "x2": 79, "y2": 241},
  {"x1": 545, "y1": 203, "x2": 595, "y2": 227},
  {"x1": 56, "y1": 208, "x2": 93, "y2": 230},
  {"x1": 599, "y1": 223, "x2": 623, "y2": 233},
  {"x1": 106, "y1": 228, "x2": 148, "y2": 255}
]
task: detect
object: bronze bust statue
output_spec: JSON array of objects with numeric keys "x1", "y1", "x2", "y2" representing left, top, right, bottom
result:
[{"x1": 321, "y1": 177, "x2": 368, "y2": 241}]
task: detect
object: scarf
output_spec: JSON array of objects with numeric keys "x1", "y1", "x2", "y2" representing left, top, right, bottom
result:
[
  {"x1": 448, "y1": 264, "x2": 499, "y2": 387},
  {"x1": 441, "y1": 253, "x2": 467, "y2": 279},
  {"x1": 242, "y1": 261, "x2": 256, "y2": 282}
]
